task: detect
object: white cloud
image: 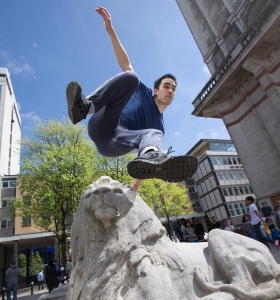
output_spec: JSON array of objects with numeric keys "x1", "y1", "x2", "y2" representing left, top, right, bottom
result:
[
  {"x1": 33, "y1": 42, "x2": 38, "y2": 48},
  {"x1": 21, "y1": 112, "x2": 41, "y2": 123},
  {"x1": 0, "y1": 50, "x2": 35, "y2": 78}
]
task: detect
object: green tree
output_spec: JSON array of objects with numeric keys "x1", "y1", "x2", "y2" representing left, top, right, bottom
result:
[
  {"x1": 30, "y1": 251, "x2": 44, "y2": 278},
  {"x1": 139, "y1": 179, "x2": 193, "y2": 236},
  {"x1": 18, "y1": 253, "x2": 27, "y2": 278},
  {"x1": 12, "y1": 119, "x2": 99, "y2": 266},
  {"x1": 95, "y1": 154, "x2": 136, "y2": 184}
]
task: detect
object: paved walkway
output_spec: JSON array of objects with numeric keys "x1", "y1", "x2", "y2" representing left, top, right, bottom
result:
[{"x1": 9, "y1": 248, "x2": 280, "y2": 300}]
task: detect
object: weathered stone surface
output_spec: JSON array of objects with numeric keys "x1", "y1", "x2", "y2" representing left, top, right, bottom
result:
[
  {"x1": 66, "y1": 176, "x2": 280, "y2": 300},
  {"x1": 39, "y1": 284, "x2": 68, "y2": 300}
]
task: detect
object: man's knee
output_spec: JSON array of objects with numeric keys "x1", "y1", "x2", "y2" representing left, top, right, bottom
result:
[{"x1": 123, "y1": 71, "x2": 140, "y2": 89}]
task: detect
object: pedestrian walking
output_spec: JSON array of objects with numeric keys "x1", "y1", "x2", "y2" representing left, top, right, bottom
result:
[
  {"x1": 37, "y1": 269, "x2": 44, "y2": 290},
  {"x1": 5, "y1": 261, "x2": 20, "y2": 300}
]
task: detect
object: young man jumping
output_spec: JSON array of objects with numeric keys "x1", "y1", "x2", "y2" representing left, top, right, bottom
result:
[{"x1": 66, "y1": 7, "x2": 198, "y2": 192}]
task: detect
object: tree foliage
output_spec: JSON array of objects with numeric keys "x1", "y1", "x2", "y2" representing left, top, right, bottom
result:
[
  {"x1": 139, "y1": 179, "x2": 193, "y2": 235},
  {"x1": 30, "y1": 251, "x2": 44, "y2": 277},
  {"x1": 12, "y1": 119, "x2": 99, "y2": 265},
  {"x1": 18, "y1": 253, "x2": 27, "y2": 278},
  {"x1": 95, "y1": 154, "x2": 136, "y2": 184}
]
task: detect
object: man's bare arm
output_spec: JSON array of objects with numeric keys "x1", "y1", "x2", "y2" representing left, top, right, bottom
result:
[{"x1": 96, "y1": 6, "x2": 133, "y2": 72}]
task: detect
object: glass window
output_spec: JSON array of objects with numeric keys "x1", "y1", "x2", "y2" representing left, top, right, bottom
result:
[
  {"x1": 222, "y1": 158, "x2": 228, "y2": 165},
  {"x1": 211, "y1": 157, "x2": 217, "y2": 165},
  {"x1": 2, "y1": 181, "x2": 8, "y2": 188},
  {"x1": 227, "y1": 202, "x2": 246, "y2": 216},
  {"x1": 227, "y1": 172, "x2": 234, "y2": 180},
  {"x1": 216, "y1": 157, "x2": 223, "y2": 165},
  {"x1": 22, "y1": 216, "x2": 31, "y2": 227},
  {"x1": 238, "y1": 187, "x2": 245, "y2": 195},
  {"x1": 232, "y1": 157, "x2": 238, "y2": 165},
  {"x1": 1, "y1": 220, "x2": 7, "y2": 229},
  {"x1": 9, "y1": 181, "x2": 16, "y2": 187},
  {"x1": 23, "y1": 196, "x2": 31, "y2": 206},
  {"x1": 1, "y1": 181, "x2": 16, "y2": 188},
  {"x1": 227, "y1": 158, "x2": 232, "y2": 165},
  {"x1": 244, "y1": 186, "x2": 250, "y2": 194},
  {"x1": 249, "y1": 186, "x2": 253, "y2": 193},
  {"x1": 228, "y1": 187, "x2": 234, "y2": 196},
  {"x1": 8, "y1": 219, "x2": 14, "y2": 228},
  {"x1": 232, "y1": 172, "x2": 239, "y2": 179},
  {"x1": 234, "y1": 203, "x2": 242, "y2": 215},
  {"x1": 233, "y1": 187, "x2": 240, "y2": 195},
  {"x1": 217, "y1": 173, "x2": 223, "y2": 180},
  {"x1": 222, "y1": 188, "x2": 229, "y2": 196},
  {"x1": 222, "y1": 172, "x2": 228, "y2": 180}
]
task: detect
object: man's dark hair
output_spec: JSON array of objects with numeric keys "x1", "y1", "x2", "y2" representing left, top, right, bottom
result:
[
  {"x1": 246, "y1": 196, "x2": 255, "y2": 203},
  {"x1": 154, "y1": 73, "x2": 177, "y2": 89}
]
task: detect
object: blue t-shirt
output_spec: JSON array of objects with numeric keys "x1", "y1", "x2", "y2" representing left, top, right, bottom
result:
[{"x1": 120, "y1": 81, "x2": 165, "y2": 134}]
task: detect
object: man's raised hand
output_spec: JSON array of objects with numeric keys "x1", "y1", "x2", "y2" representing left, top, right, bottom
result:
[{"x1": 96, "y1": 6, "x2": 113, "y2": 33}]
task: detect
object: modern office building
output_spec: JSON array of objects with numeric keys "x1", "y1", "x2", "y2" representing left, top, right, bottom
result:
[
  {"x1": 176, "y1": 0, "x2": 280, "y2": 206},
  {"x1": 187, "y1": 139, "x2": 255, "y2": 227},
  {"x1": 0, "y1": 68, "x2": 55, "y2": 287},
  {"x1": 0, "y1": 67, "x2": 21, "y2": 176}
]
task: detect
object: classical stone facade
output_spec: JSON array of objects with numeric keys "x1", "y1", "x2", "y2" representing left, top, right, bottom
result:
[{"x1": 176, "y1": 0, "x2": 280, "y2": 205}]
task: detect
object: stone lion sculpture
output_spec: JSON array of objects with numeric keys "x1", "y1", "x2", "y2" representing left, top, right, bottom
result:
[{"x1": 67, "y1": 176, "x2": 280, "y2": 300}]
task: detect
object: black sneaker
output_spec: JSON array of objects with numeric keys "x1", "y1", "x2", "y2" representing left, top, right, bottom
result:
[
  {"x1": 127, "y1": 151, "x2": 198, "y2": 182},
  {"x1": 66, "y1": 81, "x2": 90, "y2": 124}
]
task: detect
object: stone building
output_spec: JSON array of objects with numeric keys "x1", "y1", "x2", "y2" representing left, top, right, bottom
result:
[{"x1": 176, "y1": 0, "x2": 280, "y2": 206}]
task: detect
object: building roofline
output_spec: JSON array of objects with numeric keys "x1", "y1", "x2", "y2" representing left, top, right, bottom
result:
[{"x1": 186, "y1": 138, "x2": 232, "y2": 155}]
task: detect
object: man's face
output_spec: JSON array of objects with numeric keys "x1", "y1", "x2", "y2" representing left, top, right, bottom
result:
[
  {"x1": 212, "y1": 217, "x2": 216, "y2": 222},
  {"x1": 154, "y1": 78, "x2": 176, "y2": 107}
]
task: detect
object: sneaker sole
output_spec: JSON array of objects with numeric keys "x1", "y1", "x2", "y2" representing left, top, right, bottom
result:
[
  {"x1": 127, "y1": 155, "x2": 198, "y2": 182},
  {"x1": 66, "y1": 82, "x2": 82, "y2": 125}
]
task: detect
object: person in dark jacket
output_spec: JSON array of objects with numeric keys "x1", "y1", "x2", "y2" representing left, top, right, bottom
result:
[
  {"x1": 45, "y1": 261, "x2": 60, "y2": 293},
  {"x1": 5, "y1": 261, "x2": 20, "y2": 300},
  {"x1": 192, "y1": 217, "x2": 206, "y2": 240}
]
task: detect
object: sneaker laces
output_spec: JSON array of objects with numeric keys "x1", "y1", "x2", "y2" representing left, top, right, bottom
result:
[{"x1": 167, "y1": 146, "x2": 175, "y2": 155}]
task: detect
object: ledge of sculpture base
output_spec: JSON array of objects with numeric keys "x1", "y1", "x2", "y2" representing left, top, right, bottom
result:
[
  {"x1": 38, "y1": 284, "x2": 68, "y2": 300},
  {"x1": 67, "y1": 176, "x2": 280, "y2": 300}
]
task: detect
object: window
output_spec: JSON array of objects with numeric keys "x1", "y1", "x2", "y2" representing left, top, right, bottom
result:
[
  {"x1": 227, "y1": 158, "x2": 232, "y2": 165},
  {"x1": 228, "y1": 187, "x2": 234, "y2": 196},
  {"x1": 244, "y1": 186, "x2": 251, "y2": 194},
  {"x1": 22, "y1": 216, "x2": 31, "y2": 227},
  {"x1": 188, "y1": 187, "x2": 196, "y2": 193},
  {"x1": 227, "y1": 172, "x2": 234, "y2": 180},
  {"x1": 228, "y1": 204, "x2": 236, "y2": 216},
  {"x1": 216, "y1": 158, "x2": 223, "y2": 165},
  {"x1": 0, "y1": 199, "x2": 14, "y2": 208},
  {"x1": 238, "y1": 187, "x2": 245, "y2": 195},
  {"x1": 211, "y1": 157, "x2": 217, "y2": 165},
  {"x1": 227, "y1": 202, "x2": 248, "y2": 216},
  {"x1": 233, "y1": 187, "x2": 240, "y2": 195},
  {"x1": 232, "y1": 172, "x2": 239, "y2": 179},
  {"x1": 222, "y1": 188, "x2": 229, "y2": 196},
  {"x1": 217, "y1": 173, "x2": 223, "y2": 180},
  {"x1": 222, "y1": 158, "x2": 228, "y2": 165},
  {"x1": 0, "y1": 219, "x2": 14, "y2": 229},
  {"x1": 23, "y1": 196, "x2": 31, "y2": 206},
  {"x1": 1, "y1": 180, "x2": 16, "y2": 188}
]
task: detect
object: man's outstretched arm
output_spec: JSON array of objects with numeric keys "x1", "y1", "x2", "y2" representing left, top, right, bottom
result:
[{"x1": 96, "y1": 6, "x2": 133, "y2": 72}]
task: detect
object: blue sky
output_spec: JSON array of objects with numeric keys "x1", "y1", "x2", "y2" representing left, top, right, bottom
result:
[{"x1": 0, "y1": 0, "x2": 230, "y2": 155}]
